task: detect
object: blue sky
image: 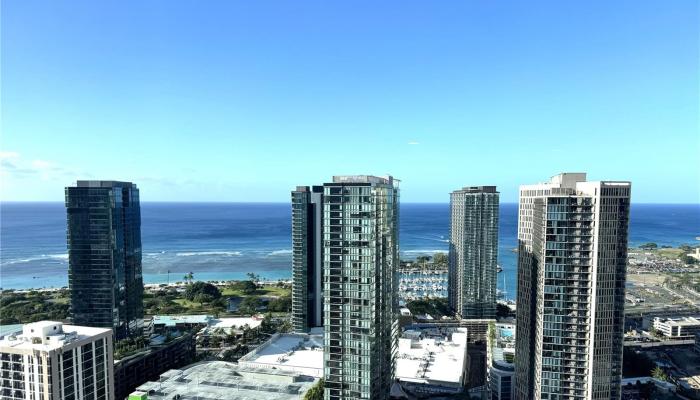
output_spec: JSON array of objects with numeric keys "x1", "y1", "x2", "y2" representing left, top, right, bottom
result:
[{"x1": 1, "y1": 1, "x2": 698, "y2": 203}]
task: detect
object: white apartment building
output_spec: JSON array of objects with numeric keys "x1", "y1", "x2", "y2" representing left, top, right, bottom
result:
[
  {"x1": 514, "y1": 173, "x2": 631, "y2": 400},
  {"x1": 0, "y1": 321, "x2": 114, "y2": 400}
]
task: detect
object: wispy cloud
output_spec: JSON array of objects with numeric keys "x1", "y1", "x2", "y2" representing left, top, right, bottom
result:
[
  {"x1": 407, "y1": 141, "x2": 420, "y2": 145},
  {"x1": 135, "y1": 176, "x2": 179, "y2": 186},
  {"x1": 0, "y1": 151, "x2": 89, "y2": 180},
  {"x1": 0, "y1": 152, "x2": 23, "y2": 173},
  {"x1": 32, "y1": 159, "x2": 52, "y2": 169}
]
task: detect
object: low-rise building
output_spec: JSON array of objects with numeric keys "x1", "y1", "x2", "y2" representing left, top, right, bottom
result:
[
  {"x1": 489, "y1": 348, "x2": 515, "y2": 400},
  {"x1": 237, "y1": 329, "x2": 323, "y2": 378},
  {"x1": 653, "y1": 316, "x2": 700, "y2": 339},
  {"x1": 407, "y1": 318, "x2": 494, "y2": 389},
  {"x1": 151, "y1": 315, "x2": 211, "y2": 333},
  {"x1": 395, "y1": 327, "x2": 469, "y2": 395},
  {"x1": 0, "y1": 321, "x2": 114, "y2": 400},
  {"x1": 131, "y1": 361, "x2": 318, "y2": 400},
  {"x1": 151, "y1": 314, "x2": 263, "y2": 336},
  {"x1": 206, "y1": 316, "x2": 263, "y2": 334},
  {"x1": 621, "y1": 377, "x2": 677, "y2": 399},
  {"x1": 113, "y1": 333, "x2": 196, "y2": 400}
]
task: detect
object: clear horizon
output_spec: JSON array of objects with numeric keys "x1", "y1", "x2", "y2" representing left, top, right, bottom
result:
[
  {"x1": 2, "y1": 1, "x2": 698, "y2": 203},
  {"x1": 1, "y1": 200, "x2": 698, "y2": 205}
]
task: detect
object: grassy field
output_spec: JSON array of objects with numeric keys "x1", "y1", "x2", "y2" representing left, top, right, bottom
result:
[
  {"x1": 0, "y1": 289, "x2": 71, "y2": 324},
  {"x1": 144, "y1": 282, "x2": 292, "y2": 317},
  {"x1": 221, "y1": 285, "x2": 290, "y2": 298},
  {"x1": 654, "y1": 248, "x2": 685, "y2": 259}
]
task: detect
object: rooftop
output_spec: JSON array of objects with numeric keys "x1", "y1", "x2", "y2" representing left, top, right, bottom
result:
[
  {"x1": 0, "y1": 324, "x2": 22, "y2": 338},
  {"x1": 210, "y1": 317, "x2": 263, "y2": 331},
  {"x1": 0, "y1": 321, "x2": 111, "y2": 352},
  {"x1": 134, "y1": 361, "x2": 317, "y2": 400},
  {"x1": 331, "y1": 175, "x2": 396, "y2": 185},
  {"x1": 396, "y1": 328, "x2": 468, "y2": 387},
  {"x1": 74, "y1": 180, "x2": 136, "y2": 188},
  {"x1": 521, "y1": 172, "x2": 631, "y2": 194},
  {"x1": 655, "y1": 316, "x2": 700, "y2": 327},
  {"x1": 453, "y1": 186, "x2": 498, "y2": 194},
  {"x1": 238, "y1": 332, "x2": 324, "y2": 377},
  {"x1": 152, "y1": 315, "x2": 263, "y2": 332},
  {"x1": 152, "y1": 315, "x2": 212, "y2": 326}
]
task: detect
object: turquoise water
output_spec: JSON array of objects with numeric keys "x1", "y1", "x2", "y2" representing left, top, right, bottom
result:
[{"x1": 1, "y1": 202, "x2": 698, "y2": 297}]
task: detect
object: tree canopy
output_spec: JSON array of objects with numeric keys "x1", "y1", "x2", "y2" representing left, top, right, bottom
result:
[
  {"x1": 184, "y1": 282, "x2": 221, "y2": 301},
  {"x1": 268, "y1": 296, "x2": 291, "y2": 312},
  {"x1": 229, "y1": 280, "x2": 258, "y2": 295},
  {"x1": 433, "y1": 252, "x2": 448, "y2": 265},
  {"x1": 406, "y1": 298, "x2": 450, "y2": 318},
  {"x1": 303, "y1": 379, "x2": 324, "y2": 400}
]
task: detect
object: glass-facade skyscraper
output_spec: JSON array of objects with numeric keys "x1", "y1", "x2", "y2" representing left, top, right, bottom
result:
[
  {"x1": 321, "y1": 175, "x2": 399, "y2": 400},
  {"x1": 66, "y1": 180, "x2": 144, "y2": 340},
  {"x1": 448, "y1": 186, "x2": 499, "y2": 319},
  {"x1": 291, "y1": 185, "x2": 324, "y2": 333},
  {"x1": 514, "y1": 173, "x2": 630, "y2": 400}
]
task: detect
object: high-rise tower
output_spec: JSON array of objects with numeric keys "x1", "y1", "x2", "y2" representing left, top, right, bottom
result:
[
  {"x1": 66, "y1": 180, "x2": 144, "y2": 340},
  {"x1": 322, "y1": 175, "x2": 399, "y2": 400},
  {"x1": 448, "y1": 186, "x2": 499, "y2": 319},
  {"x1": 514, "y1": 173, "x2": 630, "y2": 400},
  {"x1": 291, "y1": 185, "x2": 324, "y2": 332}
]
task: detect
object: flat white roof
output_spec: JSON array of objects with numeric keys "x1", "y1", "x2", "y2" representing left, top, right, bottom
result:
[
  {"x1": 210, "y1": 317, "x2": 263, "y2": 330},
  {"x1": 0, "y1": 322, "x2": 111, "y2": 352},
  {"x1": 396, "y1": 329, "x2": 468, "y2": 386},
  {"x1": 135, "y1": 361, "x2": 317, "y2": 400},
  {"x1": 153, "y1": 315, "x2": 263, "y2": 331},
  {"x1": 239, "y1": 333, "x2": 324, "y2": 375},
  {"x1": 655, "y1": 317, "x2": 700, "y2": 327},
  {"x1": 152, "y1": 315, "x2": 212, "y2": 326}
]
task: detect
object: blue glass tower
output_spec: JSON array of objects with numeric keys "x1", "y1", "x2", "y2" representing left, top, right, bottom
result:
[{"x1": 66, "y1": 180, "x2": 144, "y2": 339}]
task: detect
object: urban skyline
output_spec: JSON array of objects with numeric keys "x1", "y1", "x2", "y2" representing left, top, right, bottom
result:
[
  {"x1": 1, "y1": 1, "x2": 698, "y2": 399},
  {"x1": 6, "y1": 170, "x2": 699, "y2": 400}
]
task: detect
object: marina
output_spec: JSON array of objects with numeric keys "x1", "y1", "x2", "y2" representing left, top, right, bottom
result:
[{"x1": 398, "y1": 268, "x2": 448, "y2": 300}]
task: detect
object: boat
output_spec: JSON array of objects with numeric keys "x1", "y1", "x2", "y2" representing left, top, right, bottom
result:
[{"x1": 497, "y1": 265, "x2": 503, "y2": 273}]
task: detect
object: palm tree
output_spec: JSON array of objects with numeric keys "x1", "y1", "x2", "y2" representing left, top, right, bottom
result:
[{"x1": 651, "y1": 366, "x2": 668, "y2": 381}]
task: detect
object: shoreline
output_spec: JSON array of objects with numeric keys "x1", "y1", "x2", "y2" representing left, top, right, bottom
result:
[
  {"x1": 2, "y1": 244, "x2": 696, "y2": 292},
  {"x1": 1, "y1": 278, "x2": 294, "y2": 294}
]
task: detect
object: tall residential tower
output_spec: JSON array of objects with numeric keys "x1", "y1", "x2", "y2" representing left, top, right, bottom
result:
[
  {"x1": 66, "y1": 180, "x2": 144, "y2": 340},
  {"x1": 291, "y1": 185, "x2": 324, "y2": 332},
  {"x1": 448, "y1": 186, "x2": 499, "y2": 319},
  {"x1": 321, "y1": 175, "x2": 399, "y2": 400},
  {"x1": 514, "y1": 173, "x2": 630, "y2": 400}
]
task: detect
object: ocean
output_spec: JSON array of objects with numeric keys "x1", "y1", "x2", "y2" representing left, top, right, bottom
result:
[{"x1": 1, "y1": 202, "x2": 698, "y2": 298}]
